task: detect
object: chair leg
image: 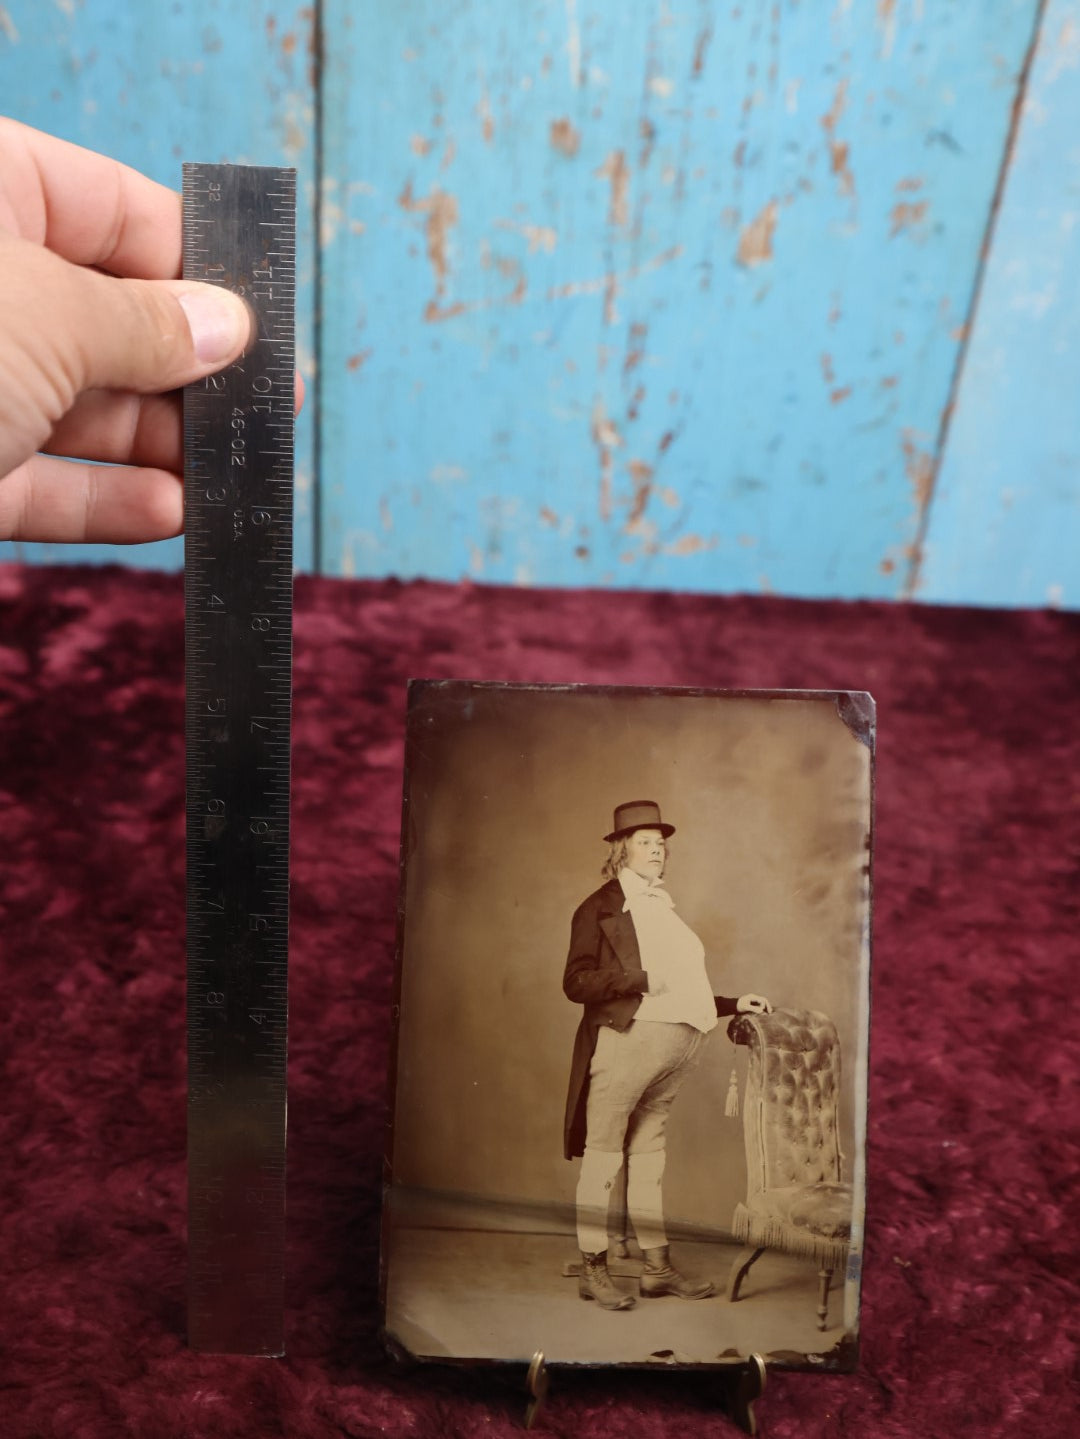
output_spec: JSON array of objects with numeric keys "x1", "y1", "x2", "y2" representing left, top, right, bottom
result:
[
  {"x1": 726, "y1": 1246, "x2": 766, "y2": 1303},
  {"x1": 816, "y1": 1267, "x2": 833, "y2": 1331}
]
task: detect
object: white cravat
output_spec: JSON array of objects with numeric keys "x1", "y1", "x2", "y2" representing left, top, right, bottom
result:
[{"x1": 619, "y1": 868, "x2": 717, "y2": 1033}]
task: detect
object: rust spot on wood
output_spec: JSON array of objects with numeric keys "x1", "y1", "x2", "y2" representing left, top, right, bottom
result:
[
  {"x1": 890, "y1": 200, "x2": 929, "y2": 238},
  {"x1": 281, "y1": 31, "x2": 297, "y2": 55},
  {"x1": 550, "y1": 118, "x2": 581, "y2": 158},
  {"x1": 665, "y1": 534, "x2": 715, "y2": 557},
  {"x1": 627, "y1": 460, "x2": 655, "y2": 523},
  {"x1": 423, "y1": 300, "x2": 467, "y2": 323},
  {"x1": 659, "y1": 430, "x2": 675, "y2": 452},
  {"x1": 639, "y1": 117, "x2": 656, "y2": 169},
  {"x1": 591, "y1": 401, "x2": 622, "y2": 521},
  {"x1": 478, "y1": 90, "x2": 495, "y2": 144},
  {"x1": 880, "y1": 557, "x2": 896, "y2": 575},
  {"x1": 346, "y1": 350, "x2": 373, "y2": 372},
  {"x1": 603, "y1": 273, "x2": 618, "y2": 326},
  {"x1": 820, "y1": 80, "x2": 855, "y2": 198},
  {"x1": 422, "y1": 248, "x2": 527, "y2": 323},
  {"x1": 597, "y1": 150, "x2": 631, "y2": 228},
  {"x1": 497, "y1": 220, "x2": 557, "y2": 254},
  {"x1": 820, "y1": 353, "x2": 836, "y2": 386},
  {"x1": 830, "y1": 386, "x2": 852, "y2": 405},
  {"x1": 624, "y1": 322, "x2": 648, "y2": 377},
  {"x1": 547, "y1": 247, "x2": 682, "y2": 305},
  {"x1": 880, "y1": 375, "x2": 898, "y2": 389},
  {"x1": 877, "y1": 0, "x2": 898, "y2": 58},
  {"x1": 692, "y1": 25, "x2": 714, "y2": 78},
  {"x1": 400, "y1": 181, "x2": 459, "y2": 307},
  {"x1": 411, "y1": 134, "x2": 433, "y2": 157},
  {"x1": 737, "y1": 199, "x2": 778, "y2": 267},
  {"x1": 902, "y1": 429, "x2": 935, "y2": 515},
  {"x1": 829, "y1": 138, "x2": 855, "y2": 196},
  {"x1": 820, "y1": 80, "x2": 847, "y2": 131},
  {"x1": 575, "y1": 545, "x2": 590, "y2": 559},
  {"x1": 539, "y1": 507, "x2": 559, "y2": 527}
]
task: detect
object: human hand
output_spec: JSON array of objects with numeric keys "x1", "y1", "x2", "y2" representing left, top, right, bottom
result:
[
  {"x1": 0, "y1": 119, "x2": 300, "y2": 544},
  {"x1": 736, "y1": 993, "x2": 772, "y2": 1014}
]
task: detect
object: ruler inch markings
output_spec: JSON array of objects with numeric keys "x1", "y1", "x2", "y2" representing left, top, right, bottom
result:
[{"x1": 183, "y1": 161, "x2": 295, "y2": 1360}]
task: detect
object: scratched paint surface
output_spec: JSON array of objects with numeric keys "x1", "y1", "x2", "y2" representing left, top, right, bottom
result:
[
  {"x1": 1, "y1": 1, "x2": 1073, "y2": 607},
  {"x1": 0, "y1": 0, "x2": 317, "y2": 571},
  {"x1": 918, "y1": 0, "x2": 1080, "y2": 609},
  {"x1": 320, "y1": 0, "x2": 1041, "y2": 596}
]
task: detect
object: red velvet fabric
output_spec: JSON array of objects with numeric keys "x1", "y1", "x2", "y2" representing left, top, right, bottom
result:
[{"x1": 1, "y1": 564, "x2": 1077, "y2": 1437}]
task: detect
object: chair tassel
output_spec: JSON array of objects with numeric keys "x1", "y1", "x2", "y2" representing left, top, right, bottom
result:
[{"x1": 725, "y1": 1062, "x2": 740, "y2": 1118}]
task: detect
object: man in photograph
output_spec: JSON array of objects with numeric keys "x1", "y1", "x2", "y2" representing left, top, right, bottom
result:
[{"x1": 562, "y1": 800, "x2": 771, "y2": 1311}]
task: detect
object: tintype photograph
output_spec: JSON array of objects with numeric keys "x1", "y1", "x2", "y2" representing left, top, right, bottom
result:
[{"x1": 381, "y1": 681, "x2": 873, "y2": 1372}]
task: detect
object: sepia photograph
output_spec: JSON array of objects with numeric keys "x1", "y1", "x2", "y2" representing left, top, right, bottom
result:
[{"x1": 381, "y1": 681, "x2": 873, "y2": 1372}]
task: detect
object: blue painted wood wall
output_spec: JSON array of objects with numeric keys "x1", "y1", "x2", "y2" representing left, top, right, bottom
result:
[{"x1": 1, "y1": 0, "x2": 1076, "y2": 608}]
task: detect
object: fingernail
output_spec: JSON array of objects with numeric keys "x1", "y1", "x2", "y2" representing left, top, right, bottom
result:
[{"x1": 178, "y1": 287, "x2": 251, "y2": 364}]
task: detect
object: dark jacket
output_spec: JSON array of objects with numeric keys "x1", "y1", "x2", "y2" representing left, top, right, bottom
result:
[{"x1": 561, "y1": 877, "x2": 739, "y2": 1159}]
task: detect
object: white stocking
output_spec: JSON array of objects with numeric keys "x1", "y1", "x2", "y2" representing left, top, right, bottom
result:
[
  {"x1": 627, "y1": 1148, "x2": 667, "y2": 1251},
  {"x1": 575, "y1": 1146, "x2": 624, "y2": 1253}
]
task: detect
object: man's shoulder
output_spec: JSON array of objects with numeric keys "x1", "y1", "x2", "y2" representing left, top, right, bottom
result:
[{"x1": 572, "y1": 878, "x2": 623, "y2": 924}]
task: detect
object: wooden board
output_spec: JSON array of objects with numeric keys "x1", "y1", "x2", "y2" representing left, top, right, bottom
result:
[
  {"x1": 916, "y1": 0, "x2": 1080, "y2": 608},
  {"x1": 318, "y1": 0, "x2": 1041, "y2": 598},
  {"x1": 3, "y1": 0, "x2": 1076, "y2": 608}
]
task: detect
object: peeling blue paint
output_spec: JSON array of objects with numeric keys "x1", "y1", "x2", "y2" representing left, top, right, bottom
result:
[
  {"x1": 0, "y1": 0, "x2": 1074, "y2": 609},
  {"x1": 320, "y1": 0, "x2": 1045, "y2": 599}
]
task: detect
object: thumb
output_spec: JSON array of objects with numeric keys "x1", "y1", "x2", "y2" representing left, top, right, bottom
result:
[
  {"x1": 76, "y1": 270, "x2": 253, "y2": 395},
  {"x1": 0, "y1": 232, "x2": 252, "y2": 475}
]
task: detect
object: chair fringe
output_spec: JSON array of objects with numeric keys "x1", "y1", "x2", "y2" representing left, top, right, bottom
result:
[{"x1": 732, "y1": 1203, "x2": 850, "y2": 1272}]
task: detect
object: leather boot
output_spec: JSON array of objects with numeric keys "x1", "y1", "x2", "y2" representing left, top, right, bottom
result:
[
  {"x1": 640, "y1": 1244, "x2": 714, "y2": 1300},
  {"x1": 578, "y1": 1250, "x2": 636, "y2": 1310}
]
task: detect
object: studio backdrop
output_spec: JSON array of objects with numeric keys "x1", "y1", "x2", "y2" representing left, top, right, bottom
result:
[{"x1": 389, "y1": 683, "x2": 872, "y2": 1240}]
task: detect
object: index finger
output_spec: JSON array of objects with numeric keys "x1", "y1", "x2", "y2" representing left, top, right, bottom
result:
[{"x1": 0, "y1": 117, "x2": 181, "y2": 280}]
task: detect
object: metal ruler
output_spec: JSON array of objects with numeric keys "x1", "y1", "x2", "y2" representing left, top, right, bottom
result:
[{"x1": 182, "y1": 163, "x2": 295, "y2": 1356}]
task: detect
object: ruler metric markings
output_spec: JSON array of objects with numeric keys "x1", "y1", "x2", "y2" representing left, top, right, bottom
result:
[{"x1": 183, "y1": 163, "x2": 295, "y2": 1357}]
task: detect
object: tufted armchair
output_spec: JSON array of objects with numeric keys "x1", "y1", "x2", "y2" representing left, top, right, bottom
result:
[{"x1": 725, "y1": 1008, "x2": 855, "y2": 1332}]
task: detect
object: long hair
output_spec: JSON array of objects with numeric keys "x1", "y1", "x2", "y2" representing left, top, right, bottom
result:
[{"x1": 601, "y1": 833, "x2": 669, "y2": 881}]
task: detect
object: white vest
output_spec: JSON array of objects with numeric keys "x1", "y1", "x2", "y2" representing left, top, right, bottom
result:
[{"x1": 618, "y1": 868, "x2": 717, "y2": 1033}]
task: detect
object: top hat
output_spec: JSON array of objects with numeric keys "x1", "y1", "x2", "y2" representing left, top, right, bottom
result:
[{"x1": 603, "y1": 800, "x2": 675, "y2": 843}]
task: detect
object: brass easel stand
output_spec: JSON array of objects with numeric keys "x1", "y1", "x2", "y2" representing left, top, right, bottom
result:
[
  {"x1": 524, "y1": 1352, "x2": 549, "y2": 1430},
  {"x1": 523, "y1": 1350, "x2": 767, "y2": 1434}
]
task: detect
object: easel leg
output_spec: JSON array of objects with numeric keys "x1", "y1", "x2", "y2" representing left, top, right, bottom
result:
[
  {"x1": 721, "y1": 1353, "x2": 767, "y2": 1437},
  {"x1": 524, "y1": 1351, "x2": 549, "y2": 1430}
]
